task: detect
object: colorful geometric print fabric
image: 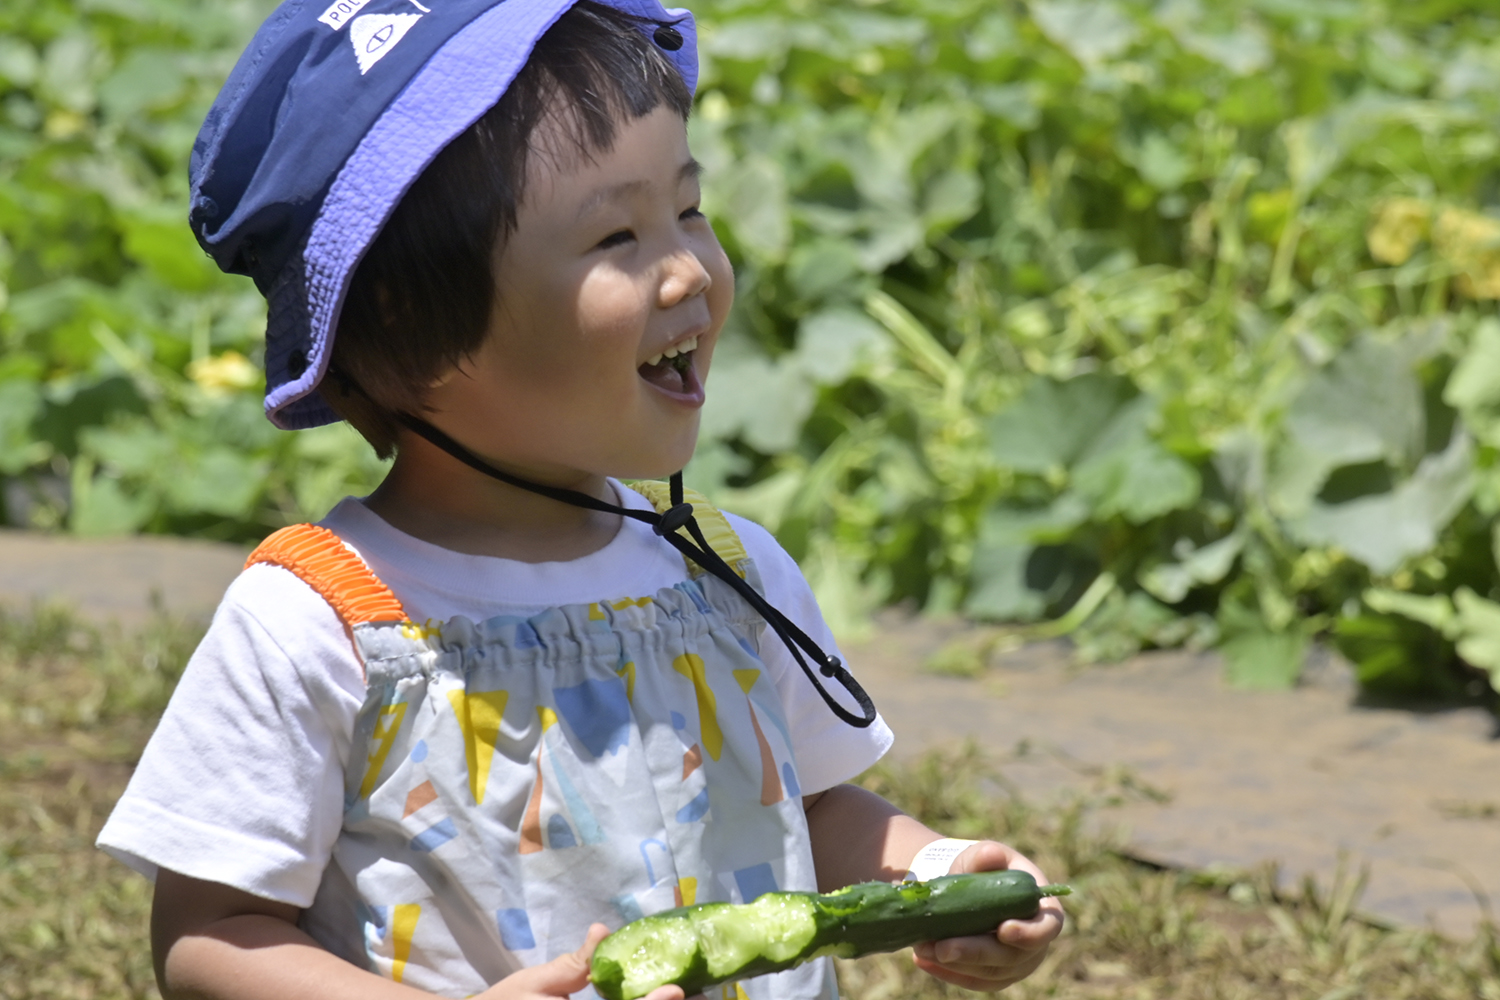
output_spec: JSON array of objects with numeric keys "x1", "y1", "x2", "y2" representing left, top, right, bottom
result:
[{"x1": 297, "y1": 563, "x2": 835, "y2": 999}]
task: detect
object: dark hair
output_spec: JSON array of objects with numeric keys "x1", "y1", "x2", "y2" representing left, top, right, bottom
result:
[{"x1": 324, "y1": 1, "x2": 694, "y2": 457}]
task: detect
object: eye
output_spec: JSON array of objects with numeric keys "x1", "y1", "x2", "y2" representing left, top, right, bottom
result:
[
  {"x1": 596, "y1": 229, "x2": 635, "y2": 250},
  {"x1": 679, "y1": 205, "x2": 705, "y2": 222}
]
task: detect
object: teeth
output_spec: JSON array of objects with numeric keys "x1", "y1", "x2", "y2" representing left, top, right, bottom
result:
[{"x1": 645, "y1": 337, "x2": 700, "y2": 368}]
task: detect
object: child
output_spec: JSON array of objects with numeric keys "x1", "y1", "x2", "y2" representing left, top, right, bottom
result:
[{"x1": 97, "y1": 2, "x2": 1064, "y2": 998}]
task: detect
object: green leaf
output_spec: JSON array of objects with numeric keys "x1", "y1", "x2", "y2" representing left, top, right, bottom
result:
[
  {"x1": 784, "y1": 238, "x2": 865, "y2": 301},
  {"x1": 1072, "y1": 401, "x2": 1202, "y2": 523},
  {"x1": 964, "y1": 12, "x2": 1020, "y2": 62},
  {"x1": 1141, "y1": 532, "x2": 1245, "y2": 604},
  {"x1": 712, "y1": 155, "x2": 790, "y2": 262},
  {"x1": 965, "y1": 497, "x2": 1096, "y2": 623},
  {"x1": 700, "y1": 338, "x2": 815, "y2": 454},
  {"x1": 1031, "y1": 0, "x2": 1139, "y2": 67},
  {"x1": 288, "y1": 423, "x2": 391, "y2": 521},
  {"x1": 921, "y1": 167, "x2": 982, "y2": 229},
  {"x1": 793, "y1": 308, "x2": 890, "y2": 385},
  {"x1": 98, "y1": 49, "x2": 186, "y2": 120},
  {"x1": 1288, "y1": 432, "x2": 1474, "y2": 574},
  {"x1": 1442, "y1": 317, "x2": 1500, "y2": 446},
  {"x1": 1333, "y1": 612, "x2": 1454, "y2": 698},
  {"x1": 974, "y1": 83, "x2": 1041, "y2": 130},
  {"x1": 1452, "y1": 587, "x2": 1500, "y2": 693},
  {"x1": 1269, "y1": 334, "x2": 1426, "y2": 517},
  {"x1": 121, "y1": 210, "x2": 219, "y2": 292},
  {"x1": 1130, "y1": 132, "x2": 1193, "y2": 191},
  {"x1": 702, "y1": 17, "x2": 793, "y2": 61},
  {"x1": 1222, "y1": 628, "x2": 1306, "y2": 689},
  {"x1": 1362, "y1": 588, "x2": 1457, "y2": 637},
  {"x1": 987, "y1": 373, "x2": 1135, "y2": 473},
  {"x1": 1177, "y1": 27, "x2": 1272, "y2": 77},
  {"x1": 40, "y1": 32, "x2": 104, "y2": 114},
  {"x1": 1072, "y1": 590, "x2": 1214, "y2": 663},
  {"x1": 0, "y1": 379, "x2": 47, "y2": 475},
  {"x1": 163, "y1": 446, "x2": 267, "y2": 519},
  {"x1": 70, "y1": 462, "x2": 154, "y2": 537},
  {"x1": 964, "y1": 543, "x2": 1049, "y2": 622},
  {"x1": 79, "y1": 420, "x2": 174, "y2": 478},
  {"x1": 0, "y1": 37, "x2": 39, "y2": 87},
  {"x1": 977, "y1": 494, "x2": 1092, "y2": 546}
]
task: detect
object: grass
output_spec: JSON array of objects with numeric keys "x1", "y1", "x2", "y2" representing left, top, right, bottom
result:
[
  {"x1": 0, "y1": 606, "x2": 1496, "y2": 999},
  {"x1": 0, "y1": 605, "x2": 197, "y2": 1000},
  {"x1": 843, "y1": 747, "x2": 1500, "y2": 999}
]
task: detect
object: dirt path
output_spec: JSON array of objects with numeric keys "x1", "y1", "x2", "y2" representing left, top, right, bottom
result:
[
  {"x1": 845, "y1": 617, "x2": 1499, "y2": 940},
  {"x1": 4, "y1": 529, "x2": 1496, "y2": 939}
]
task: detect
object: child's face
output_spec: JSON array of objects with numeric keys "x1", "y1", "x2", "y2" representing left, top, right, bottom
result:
[{"x1": 422, "y1": 104, "x2": 732, "y2": 485}]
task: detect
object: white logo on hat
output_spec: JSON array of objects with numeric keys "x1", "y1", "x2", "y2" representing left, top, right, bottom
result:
[
  {"x1": 318, "y1": 0, "x2": 374, "y2": 30},
  {"x1": 349, "y1": 13, "x2": 421, "y2": 75}
]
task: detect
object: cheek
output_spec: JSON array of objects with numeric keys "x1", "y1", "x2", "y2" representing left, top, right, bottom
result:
[
  {"x1": 575, "y1": 268, "x2": 650, "y2": 351},
  {"x1": 703, "y1": 239, "x2": 735, "y2": 323}
]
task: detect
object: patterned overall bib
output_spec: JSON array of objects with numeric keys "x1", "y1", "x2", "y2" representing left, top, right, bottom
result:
[{"x1": 245, "y1": 485, "x2": 836, "y2": 1000}]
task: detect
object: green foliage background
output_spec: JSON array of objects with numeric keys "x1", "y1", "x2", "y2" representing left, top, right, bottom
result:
[{"x1": 4, "y1": 0, "x2": 1500, "y2": 698}]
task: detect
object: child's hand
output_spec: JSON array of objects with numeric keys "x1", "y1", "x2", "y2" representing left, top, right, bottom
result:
[
  {"x1": 479, "y1": 923, "x2": 692, "y2": 1000},
  {"x1": 910, "y1": 842, "x2": 1065, "y2": 992}
]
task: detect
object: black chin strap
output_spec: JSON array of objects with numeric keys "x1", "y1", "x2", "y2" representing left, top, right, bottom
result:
[{"x1": 397, "y1": 413, "x2": 877, "y2": 729}]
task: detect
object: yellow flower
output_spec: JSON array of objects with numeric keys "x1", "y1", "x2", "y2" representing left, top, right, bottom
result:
[
  {"x1": 1434, "y1": 207, "x2": 1500, "y2": 299},
  {"x1": 186, "y1": 351, "x2": 260, "y2": 394},
  {"x1": 1366, "y1": 197, "x2": 1430, "y2": 266}
]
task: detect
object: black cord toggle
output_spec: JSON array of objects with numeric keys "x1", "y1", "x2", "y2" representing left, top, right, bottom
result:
[
  {"x1": 820, "y1": 656, "x2": 841, "y2": 677},
  {"x1": 654, "y1": 502, "x2": 695, "y2": 536}
]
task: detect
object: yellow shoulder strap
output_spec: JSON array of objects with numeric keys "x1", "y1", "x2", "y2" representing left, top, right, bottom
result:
[
  {"x1": 629, "y1": 481, "x2": 749, "y2": 579},
  {"x1": 246, "y1": 524, "x2": 409, "y2": 626}
]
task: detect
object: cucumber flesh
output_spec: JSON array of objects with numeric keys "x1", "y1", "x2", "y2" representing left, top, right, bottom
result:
[
  {"x1": 696, "y1": 893, "x2": 818, "y2": 976},
  {"x1": 590, "y1": 870, "x2": 1070, "y2": 1000}
]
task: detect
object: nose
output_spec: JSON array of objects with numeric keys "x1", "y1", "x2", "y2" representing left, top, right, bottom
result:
[{"x1": 657, "y1": 240, "x2": 712, "y2": 309}]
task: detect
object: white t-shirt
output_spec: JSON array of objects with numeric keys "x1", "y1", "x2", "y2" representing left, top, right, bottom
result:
[{"x1": 98, "y1": 484, "x2": 894, "y2": 907}]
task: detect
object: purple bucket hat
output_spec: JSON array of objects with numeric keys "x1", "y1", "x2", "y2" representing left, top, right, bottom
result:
[{"x1": 189, "y1": 0, "x2": 698, "y2": 429}]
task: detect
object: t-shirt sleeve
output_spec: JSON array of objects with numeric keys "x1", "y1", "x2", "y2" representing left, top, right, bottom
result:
[
  {"x1": 96, "y1": 564, "x2": 364, "y2": 907},
  {"x1": 723, "y1": 513, "x2": 895, "y2": 794}
]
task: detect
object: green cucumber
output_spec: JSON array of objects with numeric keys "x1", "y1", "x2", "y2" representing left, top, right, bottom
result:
[{"x1": 590, "y1": 870, "x2": 1071, "y2": 1000}]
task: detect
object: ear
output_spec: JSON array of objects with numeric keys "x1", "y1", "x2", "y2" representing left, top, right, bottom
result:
[{"x1": 426, "y1": 363, "x2": 464, "y2": 390}]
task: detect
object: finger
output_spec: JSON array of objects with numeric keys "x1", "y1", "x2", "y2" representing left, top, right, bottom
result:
[
  {"x1": 917, "y1": 931, "x2": 1051, "y2": 972},
  {"x1": 577, "y1": 923, "x2": 612, "y2": 961},
  {"x1": 997, "y1": 895, "x2": 1067, "y2": 948},
  {"x1": 911, "y1": 950, "x2": 1031, "y2": 992},
  {"x1": 504, "y1": 924, "x2": 612, "y2": 997},
  {"x1": 913, "y1": 936, "x2": 1050, "y2": 985},
  {"x1": 949, "y1": 841, "x2": 1050, "y2": 884},
  {"x1": 641, "y1": 987, "x2": 688, "y2": 1000}
]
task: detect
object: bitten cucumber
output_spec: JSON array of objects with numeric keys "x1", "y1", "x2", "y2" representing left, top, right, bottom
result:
[{"x1": 589, "y1": 870, "x2": 1071, "y2": 1000}]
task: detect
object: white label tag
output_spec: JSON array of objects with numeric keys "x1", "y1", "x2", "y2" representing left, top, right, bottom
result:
[
  {"x1": 904, "y1": 839, "x2": 978, "y2": 882},
  {"x1": 319, "y1": 0, "x2": 375, "y2": 30},
  {"x1": 349, "y1": 12, "x2": 421, "y2": 74}
]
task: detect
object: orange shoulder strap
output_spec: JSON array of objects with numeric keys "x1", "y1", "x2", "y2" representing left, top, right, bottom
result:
[{"x1": 246, "y1": 524, "x2": 408, "y2": 626}]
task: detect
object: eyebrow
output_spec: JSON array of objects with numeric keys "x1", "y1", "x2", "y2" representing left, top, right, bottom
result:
[{"x1": 575, "y1": 158, "x2": 703, "y2": 222}]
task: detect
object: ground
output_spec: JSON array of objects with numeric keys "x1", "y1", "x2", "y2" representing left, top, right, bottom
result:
[{"x1": 2, "y1": 527, "x2": 1497, "y2": 999}]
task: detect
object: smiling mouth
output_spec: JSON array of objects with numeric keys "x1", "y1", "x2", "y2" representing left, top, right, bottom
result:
[{"x1": 638, "y1": 335, "x2": 700, "y2": 395}]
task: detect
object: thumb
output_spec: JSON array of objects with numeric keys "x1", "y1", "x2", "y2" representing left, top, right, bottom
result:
[{"x1": 502, "y1": 923, "x2": 611, "y2": 998}]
